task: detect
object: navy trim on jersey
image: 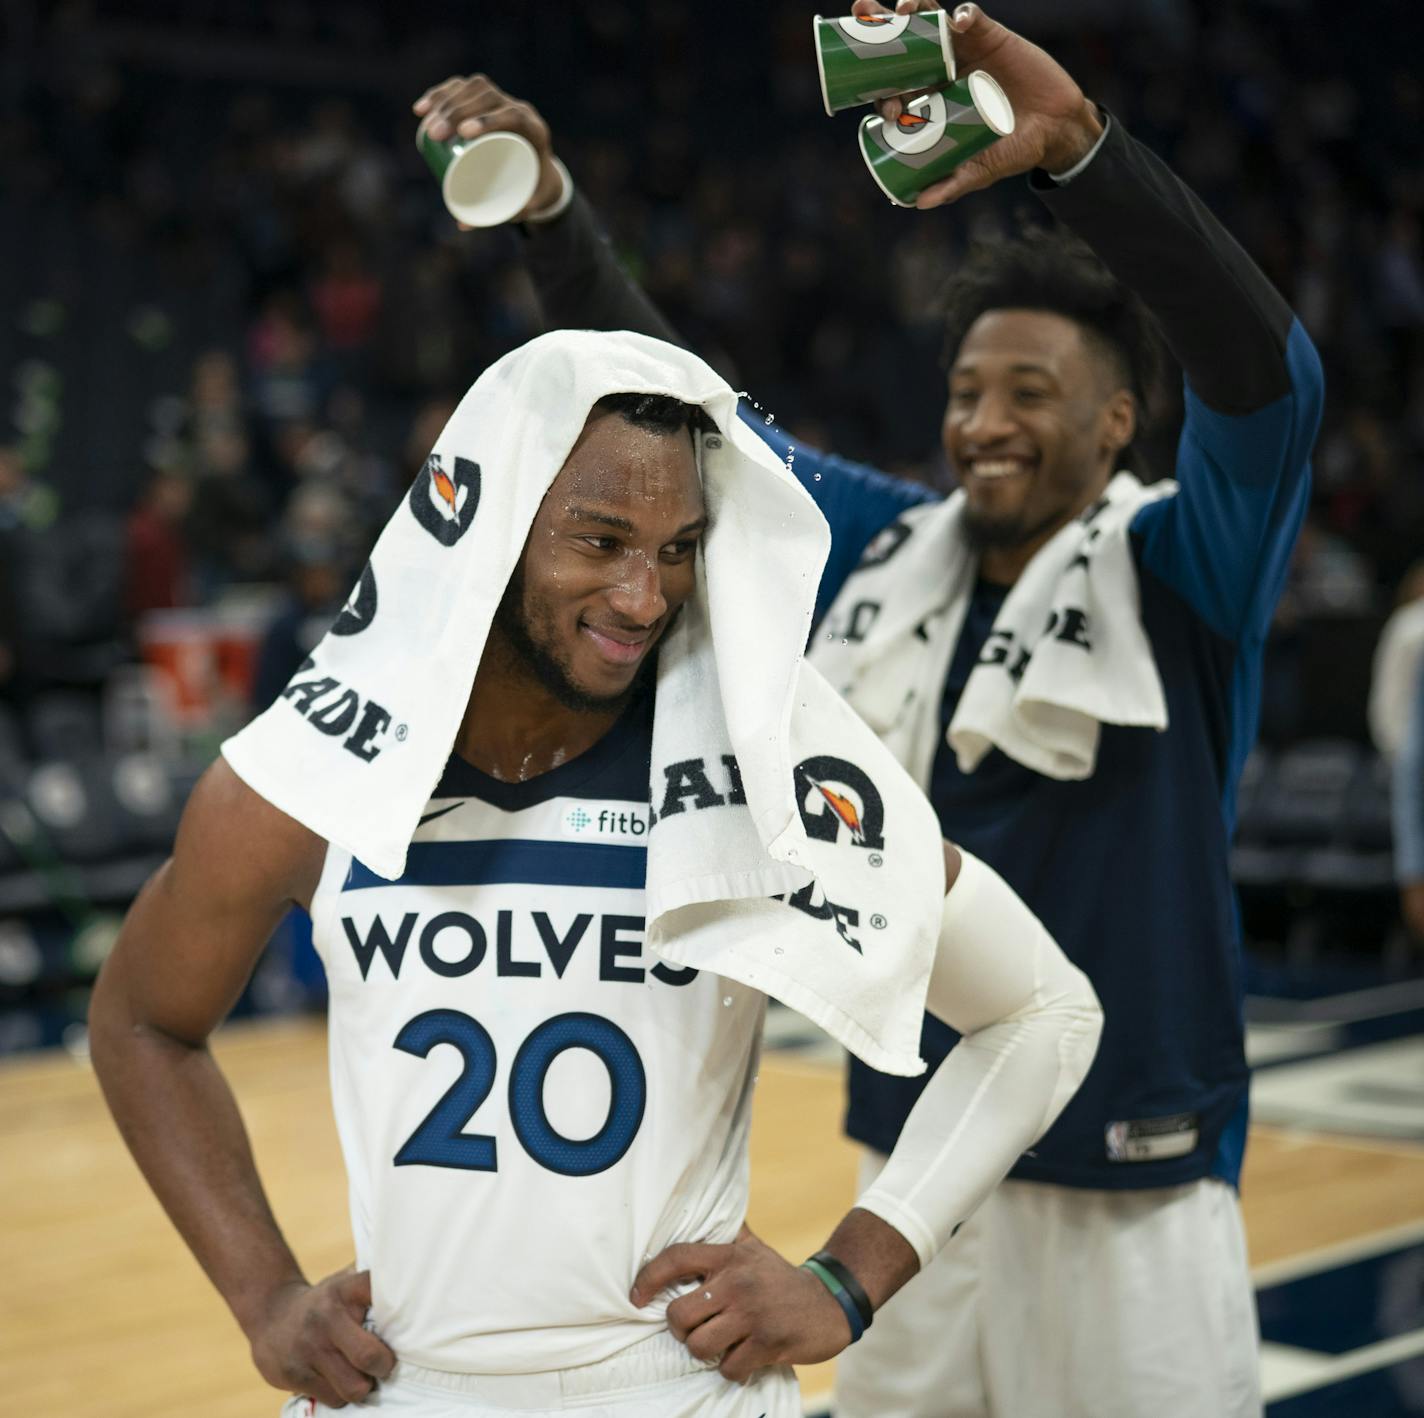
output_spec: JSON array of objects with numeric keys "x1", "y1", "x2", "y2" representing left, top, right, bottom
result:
[
  {"x1": 342, "y1": 839, "x2": 647, "y2": 893},
  {"x1": 343, "y1": 686, "x2": 656, "y2": 893},
  {"x1": 433, "y1": 684, "x2": 653, "y2": 810}
]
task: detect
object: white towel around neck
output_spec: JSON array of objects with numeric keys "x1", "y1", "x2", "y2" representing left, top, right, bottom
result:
[
  {"x1": 811, "y1": 471, "x2": 1175, "y2": 788},
  {"x1": 222, "y1": 330, "x2": 944, "y2": 1075}
]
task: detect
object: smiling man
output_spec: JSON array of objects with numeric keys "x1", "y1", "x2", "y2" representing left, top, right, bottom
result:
[
  {"x1": 88, "y1": 355, "x2": 1102, "y2": 1418},
  {"x1": 453, "y1": 0, "x2": 1326, "y2": 1412},
  {"x1": 943, "y1": 272, "x2": 1151, "y2": 586},
  {"x1": 461, "y1": 393, "x2": 708, "y2": 776}
]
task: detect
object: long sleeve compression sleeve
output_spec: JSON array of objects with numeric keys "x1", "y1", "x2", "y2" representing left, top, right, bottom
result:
[
  {"x1": 520, "y1": 193, "x2": 685, "y2": 348},
  {"x1": 855, "y1": 852, "x2": 1102, "y2": 1266}
]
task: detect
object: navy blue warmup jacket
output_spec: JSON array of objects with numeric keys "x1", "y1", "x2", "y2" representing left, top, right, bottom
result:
[{"x1": 522, "y1": 115, "x2": 1324, "y2": 1190}]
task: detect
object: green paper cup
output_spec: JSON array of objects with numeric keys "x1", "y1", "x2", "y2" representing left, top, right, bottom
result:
[
  {"x1": 417, "y1": 122, "x2": 540, "y2": 227},
  {"x1": 858, "y1": 72, "x2": 1014, "y2": 207},
  {"x1": 814, "y1": 10, "x2": 955, "y2": 117}
]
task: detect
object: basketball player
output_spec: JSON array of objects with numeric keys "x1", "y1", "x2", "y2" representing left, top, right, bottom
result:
[
  {"x1": 89, "y1": 379, "x2": 1102, "y2": 1416},
  {"x1": 456, "y1": 2, "x2": 1326, "y2": 1413}
]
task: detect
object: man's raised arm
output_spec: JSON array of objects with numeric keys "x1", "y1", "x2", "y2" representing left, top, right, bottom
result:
[
  {"x1": 414, "y1": 76, "x2": 683, "y2": 345},
  {"x1": 411, "y1": 76, "x2": 937, "y2": 614},
  {"x1": 1037, "y1": 102, "x2": 1324, "y2": 644},
  {"x1": 861, "y1": 0, "x2": 1323, "y2": 643}
]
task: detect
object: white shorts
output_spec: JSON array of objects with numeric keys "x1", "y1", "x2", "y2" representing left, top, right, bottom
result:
[
  {"x1": 835, "y1": 1151, "x2": 1261, "y2": 1418},
  {"x1": 279, "y1": 1329, "x2": 798, "y2": 1418}
]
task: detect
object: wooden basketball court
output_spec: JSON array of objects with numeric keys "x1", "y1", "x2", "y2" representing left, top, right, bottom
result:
[{"x1": 4, "y1": 1016, "x2": 1423, "y2": 1415}]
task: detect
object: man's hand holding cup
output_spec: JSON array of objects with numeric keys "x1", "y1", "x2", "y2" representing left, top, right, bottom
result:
[
  {"x1": 412, "y1": 76, "x2": 565, "y2": 228},
  {"x1": 851, "y1": 0, "x2": 1104, "y2": 208}
]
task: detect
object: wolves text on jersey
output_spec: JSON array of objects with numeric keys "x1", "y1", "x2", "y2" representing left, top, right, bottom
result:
[{"x1": 341, "y1": 909, "x2": 699, "y2": 987}]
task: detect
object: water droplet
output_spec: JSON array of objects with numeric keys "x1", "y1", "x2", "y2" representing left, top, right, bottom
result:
[
  {"x1": 814, "y1": 473, "x2": 822, "y2": 482},
  {"x1": 764, "y1": 413, "x2": 773, "y2": 424},
  {"x1": 841, "y1": 638, "x2": 849, "y2": 645},
  {"x1": 722, "y1": 996, "x2": 733, "y2": 1007},
  {"x1": 774, "y1": 947, "x2": 784, "y2": 956}
]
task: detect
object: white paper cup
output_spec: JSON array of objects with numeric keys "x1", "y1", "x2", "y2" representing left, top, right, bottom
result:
[{"x1": 417, "y1": 125, "x2": 541, "y2": 227}]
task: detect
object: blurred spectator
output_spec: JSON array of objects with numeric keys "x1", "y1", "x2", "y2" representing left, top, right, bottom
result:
[
  {"x1": 0, "y1": 555, "x2": 17, "y2": 701},
  {"x1": 124, "y1": 467, "x2": 194, "y2": 622},
  {"x1": 0, "y1": 446, "x2": 67, "y2": 701},
  {"x1": 1263, "y1": 519, "x2": 1378, "y2": 742},
  {"x1": 309, "y1": 241, "x2": 383, "y2": 361},
  {"x1": 282, "y1": 480, "x2": 363, "y2": 567},
  {"x1": 0, "y1": 445, "x2": 58, "y2": 537},
  {"x1": 187, "y1": 351, "x2": 249, "y2": 450},
  {"x1": 187, "y1": 427, "x2": 275, "y2": 592},
  {"x1": 249, "y1": 538, "x2": 352, "y2": 713},
  {"x1": 1369, "y1": 561, "x2": 1424, "y2": 759},
  {"x1": 403, "y1": 396, "x2": 460, "y2": 487},
  {"x1": 2, "y1": 0, "x2": 1420, "y2": 738},
  {"x1": 1275, "y1": 517, "x2": 1375, "y2": 621},
  {"x1": 1375, "y1": 208, "x2": 1424, "y2": 407},
  {"x1": 246, "y1": 292, "x2": 329, "y2": 428}
]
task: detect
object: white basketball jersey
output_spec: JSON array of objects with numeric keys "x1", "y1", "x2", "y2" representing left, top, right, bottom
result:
[{"x1": 308, "y1": 696, "x2": 765, "y2": 1374}]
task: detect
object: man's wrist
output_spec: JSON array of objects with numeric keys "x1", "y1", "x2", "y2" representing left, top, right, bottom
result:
[
  {"x1": 801, "y1": 1256, "x2": 868, "y2": 1342},
  {"x1": 1042, "y1": 100, "x2": 1107, "y2": 180},
  {"x1": 230, "y1": 1267, "x2": 309, "y2": 1339},
  {"x1": 818, "y1": 1206, "x2": 920, "y2": 1312},
  {"x1": 522, "y1": 157, "x2": 573, "y2": 225}
]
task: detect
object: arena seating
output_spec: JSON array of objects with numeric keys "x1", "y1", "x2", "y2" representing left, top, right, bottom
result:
[
  {"x1": 0, "y1": 684, "x2": 206, "y2": 1045},
  {"x1": 1233, "y1": 740, "x2": 1400, "y2": 963}
]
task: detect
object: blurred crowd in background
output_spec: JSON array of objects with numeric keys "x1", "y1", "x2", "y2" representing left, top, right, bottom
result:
[{"x1": 0, "y1": 0, "x2": 1420, "y2": 1045}]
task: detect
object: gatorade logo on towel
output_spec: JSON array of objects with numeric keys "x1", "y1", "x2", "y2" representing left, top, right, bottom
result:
[
  {"x1": 409, "y1": 453, "x2": 481, "y2": 546},
  {"x1": 794, "y1": 755, "x2": 886, "y2": 852}
]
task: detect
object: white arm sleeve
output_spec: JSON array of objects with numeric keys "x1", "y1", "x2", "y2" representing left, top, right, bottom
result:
[{"x1": 854, "y1": 849, "x2": 1103, "y2": 1267}]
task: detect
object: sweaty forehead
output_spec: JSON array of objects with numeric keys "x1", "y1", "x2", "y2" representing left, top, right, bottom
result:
[
  {"x1": 952, "y1": 308, "x2": 1092, "y2": 376},
  {"x1": 545, "y1": 414, "x2": 702, "y2": 514}
]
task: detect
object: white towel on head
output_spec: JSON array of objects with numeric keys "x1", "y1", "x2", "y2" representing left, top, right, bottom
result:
[
  {"x1": 811, "y1": 471, "x2": 1174, "y2": 787},
  {"x1": 222, "y1": 329, "x2": 944, "y2": 1075}
]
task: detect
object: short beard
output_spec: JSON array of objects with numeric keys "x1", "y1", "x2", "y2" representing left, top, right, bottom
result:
[
  {"x1": 491, "y1": 568, "x2": 666, "y2": 715},
  {"x1": 962, "y1": 503, "x2": 1069, "y2": 553}
]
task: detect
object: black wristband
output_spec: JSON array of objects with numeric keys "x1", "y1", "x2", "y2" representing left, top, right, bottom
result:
[{"x1": 809, "y1": 1249, "x2": 874, "y2": 1332}]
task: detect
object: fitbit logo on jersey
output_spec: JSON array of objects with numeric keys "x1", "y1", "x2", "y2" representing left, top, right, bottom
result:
[
  {"x1": 280, "y1": 658, "x2": 393, "y2": 762},
  {"x1": 409, "y1": 453, "x2": 480, "y2": 545},
  {"x1": 562, "y1": 804, "x2": 649, "y2": 842},
  {"x1": 794, "y1": 755, "x2": 885, "y2": 851}
]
